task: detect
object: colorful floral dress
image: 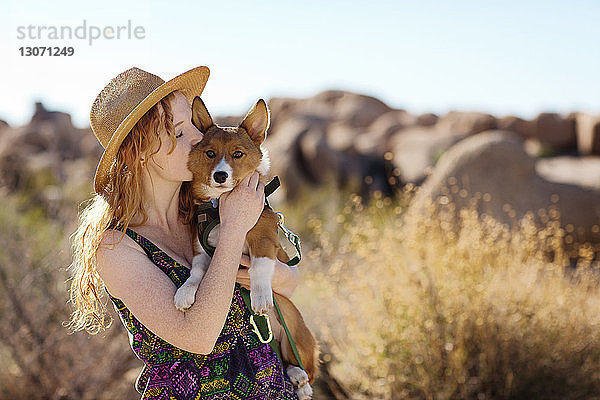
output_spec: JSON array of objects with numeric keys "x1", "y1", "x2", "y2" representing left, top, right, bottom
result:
[{"x1": 105, "y1": 227, "x2": 298, "y2": 399}]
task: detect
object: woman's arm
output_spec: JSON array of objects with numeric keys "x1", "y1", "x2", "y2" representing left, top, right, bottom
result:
[
  {"x1": 97, "y1": 172, "x2": 265, "y2": 355},
  {"x1": 97, "y1": 225, "x2": 246, "y2": 354}
]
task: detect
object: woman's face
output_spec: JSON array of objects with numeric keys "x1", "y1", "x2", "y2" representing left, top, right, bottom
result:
[{"x1": 147, "y1": 91, "x2": 204, "y2": 182}]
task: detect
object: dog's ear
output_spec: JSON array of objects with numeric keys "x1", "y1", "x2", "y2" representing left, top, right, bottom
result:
[
  {"x1": 239, "y1": 99, "x2": 270, "y2": 144},
  {"x1": 191, "y1": 96, "x2": 214, "y2": 133}
]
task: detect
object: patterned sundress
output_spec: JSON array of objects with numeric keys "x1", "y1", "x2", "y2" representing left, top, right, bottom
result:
[{"x1": 105, "y1": 227, "x2": 298, "y2": 399}]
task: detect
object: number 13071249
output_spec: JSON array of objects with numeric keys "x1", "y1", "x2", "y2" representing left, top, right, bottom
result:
[{"x1": 19, "y1": 47, "x2": 75, "y2": 56}]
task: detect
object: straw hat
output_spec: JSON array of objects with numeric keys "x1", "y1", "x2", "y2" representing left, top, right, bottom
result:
[{"x1": 90, "y1": 66, "x2": 210, "y2": 195}]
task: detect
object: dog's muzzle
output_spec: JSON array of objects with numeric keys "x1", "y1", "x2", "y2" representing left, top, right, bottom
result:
[{"x1": 213, "y1": 171, "x2": 228, "y2": 184}]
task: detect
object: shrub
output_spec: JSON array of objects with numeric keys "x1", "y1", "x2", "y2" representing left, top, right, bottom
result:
[{"x1": 284, "y1": 186, "x2": 600, "y2": 400}]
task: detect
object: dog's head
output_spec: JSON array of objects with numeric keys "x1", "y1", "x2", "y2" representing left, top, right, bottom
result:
[{"x1": 187, "y1": 96, "x2": 271, "y2": 202}]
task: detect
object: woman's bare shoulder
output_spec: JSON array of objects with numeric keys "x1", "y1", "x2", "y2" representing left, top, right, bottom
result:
[
  {"x1": 95, "y1": 229, "x2": 208, "y2": 352},
  {"x1": 96, "y1": 229, "x2": 155, "y2": 294},
  {"x1": 100, "y1": 228, "x2": 142, "y2": 251}
]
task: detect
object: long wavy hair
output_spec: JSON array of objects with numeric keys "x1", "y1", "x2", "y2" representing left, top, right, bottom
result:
[{"x1": 67, "y1": 90, "x2": 195, "y2": 334}]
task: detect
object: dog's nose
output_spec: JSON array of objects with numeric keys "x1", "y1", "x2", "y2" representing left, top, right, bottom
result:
[{"x1": 213, "y1": 171, "x2": 228, "y2": 184}]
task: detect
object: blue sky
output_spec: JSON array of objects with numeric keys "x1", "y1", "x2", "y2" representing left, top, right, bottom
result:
[{"x1": 1, "y1": 0, "x2": 599, "y2": 128}]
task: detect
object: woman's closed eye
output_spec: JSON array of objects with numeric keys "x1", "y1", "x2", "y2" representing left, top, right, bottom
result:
[{"x1": 176, "y1": 131, "x2": 183, "y2": 138}]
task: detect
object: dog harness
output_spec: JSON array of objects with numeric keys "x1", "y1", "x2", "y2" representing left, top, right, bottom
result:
[
  {"x1": 105, "y1": 225, "x2": 299, "y2": 399},
  {"x1": 196, "y1": 176, "x2": 301, "y2": 266},
  {"x1": 195, "y1": 176, "x2": 305, "y2": 371}
]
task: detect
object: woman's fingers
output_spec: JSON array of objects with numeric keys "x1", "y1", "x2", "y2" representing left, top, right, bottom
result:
[
  {"x1": 218, "y1": 170, "x2": 265, "y2": 235},
  {"x1": 219, "y1": 190, "x2": 230, "y2": 202},
  {"x1": 248, "y1": 170, "x2": 260, "y2": 189},
  {"x1": 237, "y1": 267, "x2": 250, "y2": 280},
  {"x1": 236, "y1": 268, "x2": 251, "y2": 289},
  {"x1": 240, "y1": 172, "x2": 252, "y2": 187},
  {"x1": 240, "y1": 254, "x2": 250, "y2": 267}
]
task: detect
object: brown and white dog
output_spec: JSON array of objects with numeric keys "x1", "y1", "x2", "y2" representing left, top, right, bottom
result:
[{"x1": 173, "y1": 96, "x2": 318, "y2": 399}]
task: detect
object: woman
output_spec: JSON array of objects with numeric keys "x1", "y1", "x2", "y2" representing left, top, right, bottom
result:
[{"x1": 68, "y1": 66, "x2": 301, "y2": 399}]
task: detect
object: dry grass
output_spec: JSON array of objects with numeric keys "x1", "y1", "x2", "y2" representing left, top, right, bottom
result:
[
  {"x1": 0, "y1": 184, "x2": 140, "y2": 400},
  {"x1": 280, "y1": 184, "x2": 600, "y2": 400},
  {"x1": 2, "y1": 168, "x2": 600, "y2": 399}
]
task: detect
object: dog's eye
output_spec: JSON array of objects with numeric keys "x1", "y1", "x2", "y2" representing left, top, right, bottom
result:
[
  {"x1": 232, "y1": 151, "x2": 244, "y2": 159},
  {"x1": 206, "y1": 150, "x2": 216, "y2": 158}
]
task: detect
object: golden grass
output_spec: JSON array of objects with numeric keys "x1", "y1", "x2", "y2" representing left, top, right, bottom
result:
[
  {"x1": 2, "y1": 167, "x2": 600, "y2": 399},
  {"x1": 279, "y1": 184, "x2": 600, "y2": 400}
]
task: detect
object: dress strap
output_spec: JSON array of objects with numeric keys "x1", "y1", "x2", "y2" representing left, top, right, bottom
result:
[{"x1": 107, "y1": 224, "x2": 188, "y2": 285}]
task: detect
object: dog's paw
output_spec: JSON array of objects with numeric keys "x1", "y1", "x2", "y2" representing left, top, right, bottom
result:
[
  {"x1": 295, "y1": 384, "x2": 313, "y2": 400},
  {"x1": 174, "y1": 283, "x2": 197, "y2": 311},
  {"x1": 247, "y1": 257, "x2": 275, "y2": 315},
  {"x1": 250, "y1": 285, "x2": 274, "y2": 315},
  {"x1": 287, "y1": 366, "x2": 312, "y2": 399},
  {"x1": 287, "y1": 365, "x2": 309, "y2": 387}
]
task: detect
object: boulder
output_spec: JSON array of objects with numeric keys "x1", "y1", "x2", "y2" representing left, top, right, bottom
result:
[
  {"x1": 406, "y1": 130, "x2": 600, "y2": 249},
  {"x1": 0, "y1": 102, "x2": 102, "y2": 193},
  {"x1": 213, "y1": 115, "x2": 241, "y2": 127},
  {"x1": 325, "y1": 121, "x2": 359, "y2": 152},
  {"x1": 435, "y1": 111, "x2": 497, "y2": 136},
  {"x1": 263, "y1": 91, "x2": 398, "y2": 198},
  {"x1": 28, "y1": 102, "x2": 84, "y2": 160},
  {"x1": 272, "y1": 90, "x2": 391, "y2": 129},
  {"x1": 297, "y1": 126, "x2": 342, "y2": 185},
  {"x1": 368, "y1": 110, "x2": 414, "y2": 136},
  {"x1": 331, "y1": 92, "x2": 391, "y2": 128},
  {"x1": 388, "y1": 127, "x2": 468, "y2": 185},
  {"x1": 415, "y1": 112, "x2": 439, "y2": 127},
  {"x1": 536, "y1": 156, "x2": 600, "y2": 190},
  {"x1": 496, "y1": 115, "x2": 534, "y2": 139},
  {"x1": 263, "y1": 115, "x2": 327, "y2": 200},
  {"x1": 530, "y1": 112, "x2": 576, "y2": 150},
  {"x1": 575, "y1": 112, "x2": 600, "y2": 155}
]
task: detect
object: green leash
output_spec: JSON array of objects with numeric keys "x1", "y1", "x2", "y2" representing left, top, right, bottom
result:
[
  {"x1": 237, "y1": 285, "x2": 305, "y2": 371},
  {"x1": 237, "y1": 284, "x2": 281, "y2": 362},
  {"x1": 273, "y1": 294, "x2": 305, "y2": 371}
]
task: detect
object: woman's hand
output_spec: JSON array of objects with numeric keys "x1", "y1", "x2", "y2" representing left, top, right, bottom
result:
[
  {"x1": 236, "y1": 257, "x2": 300, "y2": 299},
  {"x1": 218, "y1": 171, "x2": 265, "y2": 236},
  {"x1": 220, "y1": 170, "x2": 300, "y2": 297}
]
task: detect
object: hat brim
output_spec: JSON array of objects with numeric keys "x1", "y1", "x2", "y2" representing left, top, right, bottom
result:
[{"x1": 94, "y1": 66, "x2": 210, "y2": 195}]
